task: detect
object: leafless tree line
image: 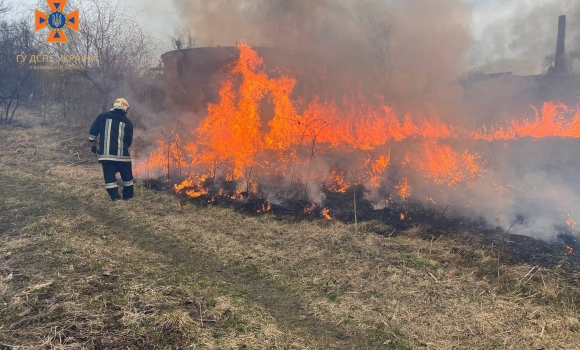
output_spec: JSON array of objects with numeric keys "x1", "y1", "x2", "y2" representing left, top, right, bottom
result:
[
  {"x1": 349, "y1": 0, "x2": 398, "y2": 94},
  {"x1": 172, "y1": 28, "x2": 198, "y2": 51},
  {"x1": 0, "y1": 0, "x2": 36, "y2": 124},
  {"x1": 0, "y1": 0, "x2": 399, "y2": 125},
  {"x1": 0, "y1": 0, "x2": 161, "y2": 125}
]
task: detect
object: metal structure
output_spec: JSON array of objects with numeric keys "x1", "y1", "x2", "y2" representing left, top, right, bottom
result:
[{"x1": 554, "y1": 15, "x2": 567, "y2": 74}]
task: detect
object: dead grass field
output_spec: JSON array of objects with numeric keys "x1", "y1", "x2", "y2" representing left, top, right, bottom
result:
[{"x1": 1, "y1": 122, "x2": 580, "y2": 349}]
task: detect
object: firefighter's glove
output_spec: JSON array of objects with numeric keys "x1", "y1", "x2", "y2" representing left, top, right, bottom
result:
[{"x1": 91, "y1": 146, "x2": 98, "y2": 156}]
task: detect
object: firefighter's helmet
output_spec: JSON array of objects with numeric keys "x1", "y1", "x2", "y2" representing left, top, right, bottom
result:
[{"x1": 112, "y1": 98, "x2": 130, "y2": 112}]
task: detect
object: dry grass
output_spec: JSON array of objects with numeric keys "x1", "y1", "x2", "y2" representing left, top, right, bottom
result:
[{"x1": 0, "y1": 123, "x2": 579, "y2": 349}]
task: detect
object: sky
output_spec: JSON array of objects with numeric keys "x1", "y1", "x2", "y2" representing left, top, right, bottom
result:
[
  {"x1": 13, "y1": 0, "x2": 180, "y2": 43},
  {"x1": 17, "y1": 0, "x2": 491, "y2": 37},
  {"x1": 12, "y1": 0, "x2": 580, "y2": 76}
]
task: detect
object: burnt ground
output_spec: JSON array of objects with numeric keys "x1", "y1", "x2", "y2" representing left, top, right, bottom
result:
[
  {"x1": 2, "y1": 122, "x2": 580, "y2": 349},
  {"x1": 164, "y1": 181, "x2": 580, "y2": 277}
]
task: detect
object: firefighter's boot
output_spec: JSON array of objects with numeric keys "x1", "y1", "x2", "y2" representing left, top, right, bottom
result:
[
  {"x1": 106, "y1": 188, "x2": 122, "y2": 201},
  {"x1": 122, "y1": 185, "x2": 134, "y2": 200}
]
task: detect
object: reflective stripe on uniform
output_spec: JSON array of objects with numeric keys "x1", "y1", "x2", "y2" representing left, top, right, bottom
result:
[
  {"x1": 97, "y1": 155, "x2": 131, "y2": 162},
  {"x1": 104, "y1": 119, "x2": 112, "y2": 156},
  {"x1": 88, "y1": 134, "x2": 97, "y2": 141},
  {"x1": 104, "y1": 182, "x2": 118, "y2": 189},
  {"x1": 123, "y1": 180, "x2": 134, "y2": 187},
  {"x1": 118, "y1": 122, "x2": 125, "y2": 157}
]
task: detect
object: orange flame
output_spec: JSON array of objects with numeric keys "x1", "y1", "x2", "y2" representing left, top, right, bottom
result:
[
  {"x1": 395, "y1": 177, "x2": 412, "y2": 200},
  {"x1": 414, "y1": 140, "x2": 483, "y2": 187},
  {"x1": 257, "y1": 201, "x2": 272, "y2": 213},
  {"x1": 472, "y1": 101, "x2": 580, "y2": 141},
  {"x1": 138, "y1": 44, "x2": 580, "y2": 213},
  {"x1": 135, "y1": 130, "x2": 193, "y2": 181},
  {"x1": 174, "y1": 175, "x2": 210, "y2": 198},
  {"x1": 566, "y1": 214, "x2": 577, "y2": 229},
  {"x1": 304, "y1": 203, "x2": 317, "y2": 214},
  {"x1": 174, "y1": 178, "x2": 193, "y2": 192},
  {"x1": 366, "y1": 153, "x2": 390, "y2": 188},
  {"x1": 322, "y1": 208, "x2": 332, "y2": 220},
  {"x1": 139, "y1": 45, "x2": 485, "y2": 192},
  {"x1": 186, "y1": 188, "x2": 208, "y2": 198},
  {"x1": 324, "y1": 170, "x2": 350, "y2": 193}
]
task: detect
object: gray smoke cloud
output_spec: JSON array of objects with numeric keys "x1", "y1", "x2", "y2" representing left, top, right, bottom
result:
[
  {"x1": 171, "y1": 0, "x2": 472, "y2": 109},
  {"x1": 468, "y1": 0, "x2": 580, "y2": 75},
  {"x1": 156, "y1": 0, "x2": 580, "y2": 241}
]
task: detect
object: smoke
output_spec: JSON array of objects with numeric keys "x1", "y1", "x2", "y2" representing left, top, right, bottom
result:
[
  {"x1": 468, "y1": 0, "x2": 580, "y2": 75},
  {"x1": 433, "y1": 138, "x2": 580, "y2": 240},
  {"x1": 144, "y1": 0, "x2": 580, "y2": 242},
  {"x1": 171, "y1": 0, "x2": 472, "y2": 106}
]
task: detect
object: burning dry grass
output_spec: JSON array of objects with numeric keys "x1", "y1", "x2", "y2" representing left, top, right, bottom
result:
[{"x1": 1, "y1": 123, "x2": 580, "y2": 349}]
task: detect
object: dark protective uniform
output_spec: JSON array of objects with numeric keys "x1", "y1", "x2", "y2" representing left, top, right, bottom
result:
[{"x1": 89, "y1": 109, "x2": 134, "y2": 201}]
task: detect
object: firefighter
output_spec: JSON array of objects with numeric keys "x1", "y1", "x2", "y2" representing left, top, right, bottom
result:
[{"x1": 88, "y1": 98, "x2": 134, "y2": 201}]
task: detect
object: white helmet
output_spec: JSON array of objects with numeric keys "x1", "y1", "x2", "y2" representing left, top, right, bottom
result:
[{"x1": 112, "y1": 98, "x2": 129, "y2": 112}]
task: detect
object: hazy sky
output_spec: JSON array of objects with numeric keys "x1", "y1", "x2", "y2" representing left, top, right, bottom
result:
[
  {"x1": 12, "y1": 0, "x2": 580, "y2": 75},
  {"x1": 13, "y1": 0, "x2": 180, "y2": 42}
]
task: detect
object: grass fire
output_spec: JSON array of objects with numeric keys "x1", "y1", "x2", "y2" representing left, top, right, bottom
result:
[
  {"x1": 2, "y1": 0, "x2": 580, "y2": 349},
  {"x1": 139, "y1": 44, "x2": 580, "y2": 242}
]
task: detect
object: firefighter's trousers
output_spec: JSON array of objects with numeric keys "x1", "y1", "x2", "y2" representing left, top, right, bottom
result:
[{"x1": 100, "y1": 160, "x2": 134, "y2": 200}]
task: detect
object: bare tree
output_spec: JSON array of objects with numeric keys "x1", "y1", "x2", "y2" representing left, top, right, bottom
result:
[
  {"x1": 0, "y1": 17, "x2": 38, "y2": 124},
  {"x1": 172, "y1": 28, "x2": 197, "y2": 50},
  {"x1": 0, "y1": 0, "x2": 7, "y2": 16},
  {"x1": 44, "y1": 0, "x2": 158, "y2": 114},
  {"x1": 349, "y1": 0, "x2": 398, "y2": 94}
]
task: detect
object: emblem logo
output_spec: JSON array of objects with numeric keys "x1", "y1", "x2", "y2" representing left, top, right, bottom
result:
[{"x1": 35, "y1": 0, "x2": 79, "y2": 43}]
